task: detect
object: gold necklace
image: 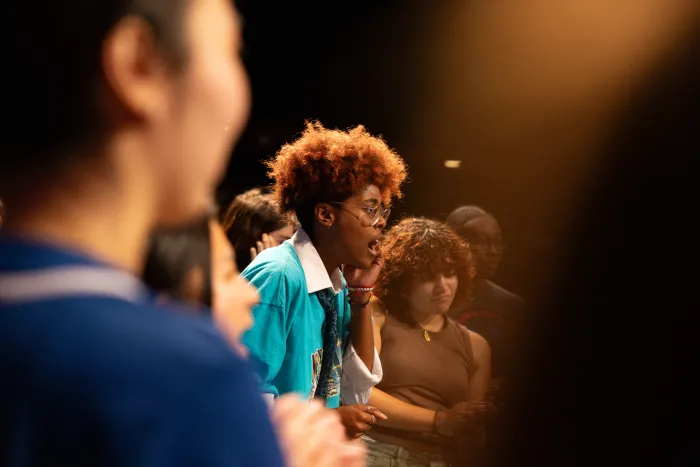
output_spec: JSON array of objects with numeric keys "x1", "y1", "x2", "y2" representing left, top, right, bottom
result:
[{"x1": 419, "y1": 317, "x2": 445, "y2": 342}]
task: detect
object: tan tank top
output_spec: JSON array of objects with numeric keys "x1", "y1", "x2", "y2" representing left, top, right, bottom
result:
[{"x1": 372, "y1": 307, "x2": 476, "y2": 447}]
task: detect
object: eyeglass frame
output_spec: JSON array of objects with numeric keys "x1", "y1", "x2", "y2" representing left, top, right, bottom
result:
[
  {"x1": 470, "y1": 238, "x2": 506, "y2": 252},
  {"x1": 329, "y1": 202, "x2": 391, "y2": 227}
]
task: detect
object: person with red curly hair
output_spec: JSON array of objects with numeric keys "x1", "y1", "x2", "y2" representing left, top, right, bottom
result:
[
  {"x1": 365, "y1": 218, "x2": 494, "y2": 466},
  {"x1": 241, "y1": 121, "x2": 408, "y2": 438}
]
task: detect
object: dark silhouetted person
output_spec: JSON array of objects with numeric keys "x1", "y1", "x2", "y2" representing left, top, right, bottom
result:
[{"x1": 446, "y1": 206, "x2": 522, "y2": 382}]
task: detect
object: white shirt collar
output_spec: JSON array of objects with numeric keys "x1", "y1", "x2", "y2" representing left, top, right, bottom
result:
[{"x1": 290, "y1": 228, "x2": 345, "y2": 294}]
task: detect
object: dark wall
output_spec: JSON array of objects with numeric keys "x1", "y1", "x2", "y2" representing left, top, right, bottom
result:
[
  {"x1": 222, "y1": 0, "x2": 427, "y2": 199},
  {"x1": 504, "y1": 15, "x2": 700, "y2": 467},
  {"x1": 221, "y1": 0, "x2": 529, "y2": 295}
]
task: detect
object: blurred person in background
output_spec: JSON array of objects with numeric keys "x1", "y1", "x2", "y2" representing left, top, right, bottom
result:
[
  {"x1": 446, "y1": 206, "x2": 522, "y2": 383},
  {"x1": 242, "y1": 121, "x2": 407, "y2": 438},
  {"x1": 0, "y1": 1, "x2": 359, "y2": 466},
  {"x1": 144, "y1": 216, "x2": 215, "y2": 312},
  {"x1": 143, "y1": 215, "x2": 255, "y2": 356},
  {"x1": 144, "y1": 215, "x2": 367, "y2": 464},
  {"x1": 221, "y1": 187, "x2": 298, "y2": 272},
  {"x1": 446, "y1": 206, "x2": 519, "y2": 466},
  {"x1": 366, "y1": 218, "x2": 494, "y2": 467}
]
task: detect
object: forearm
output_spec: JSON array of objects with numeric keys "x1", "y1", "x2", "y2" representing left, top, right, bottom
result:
[
  {"x1": 349, "y1": 298, "x2": 374, "y2": 371},
  {"x1": 368, "y1": 387, "x2": 436, "y2": 432}
]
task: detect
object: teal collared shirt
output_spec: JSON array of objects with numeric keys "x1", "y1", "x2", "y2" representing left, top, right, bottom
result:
[{"x1": 241, "y1": 229, "x2": 351, "y2": 408}]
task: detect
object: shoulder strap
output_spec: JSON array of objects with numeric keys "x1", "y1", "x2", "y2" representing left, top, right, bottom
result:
[{"x1": 0, "y1": 266, "x2": 147, "y2": 304}]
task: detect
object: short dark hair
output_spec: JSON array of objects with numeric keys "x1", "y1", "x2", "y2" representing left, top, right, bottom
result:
[
  {"x1": 0, "y1": 0, "x2": 187, "y2": 184},
  {"x1": 446, "y1": 205, "x2": 491, "y2": 240},
  {"x1": 143, "y1": 216, "x2": 212, "y2": 310},
  {"x1": 374, "y1": 217, "x2": 476, "y2": 325},
  {"x1": 220, "y1": 187, "x2": 291, "y2": 272},
  {"x1": 266, "y1": 121, "x2": 408, "y2": 234}
]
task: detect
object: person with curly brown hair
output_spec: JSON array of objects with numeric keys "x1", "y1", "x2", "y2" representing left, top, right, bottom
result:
[
  {"x1": 365, "y1": 218, "x2": 494, "y2": 467},
  {"x1": 241, "y1": 121, "x2": 408, "y2": 439}
]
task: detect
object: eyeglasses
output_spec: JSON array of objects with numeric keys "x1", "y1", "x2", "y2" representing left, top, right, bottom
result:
[
  {"x1": 331, "y1": 202, "x2": 391, "y2": 227},
  {"x1": 471, "y1": 238, "x2": 506, "y2": 252},
  {"x1": 462, "y1": 232, "x2": 506, "y2": 252}
]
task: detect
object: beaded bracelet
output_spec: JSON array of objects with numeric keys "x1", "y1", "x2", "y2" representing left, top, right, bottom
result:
[
  {"x1": 347, "y1": 286, "x2": 374, "y2": 293},
  {"x1": 347, "y1": 294, "x2": 372, "y2": 307}
]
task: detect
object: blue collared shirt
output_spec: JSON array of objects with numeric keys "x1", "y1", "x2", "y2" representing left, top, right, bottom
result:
[{"x1": 242, "y1": 228, "x2": 382, "y2": 408}]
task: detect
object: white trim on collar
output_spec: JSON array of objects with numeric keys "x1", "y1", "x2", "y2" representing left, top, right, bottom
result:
[
  {"x1": 290, "y1": 228, "x2": 344, "y2": 294},
  {"x1": 0, "y1": 266, "x2": 147, "y2": 304}
]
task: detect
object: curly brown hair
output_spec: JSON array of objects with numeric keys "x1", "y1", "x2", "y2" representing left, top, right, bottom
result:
[
  {"x1": 374, "y1": 218, "x2": 476, "y2": 324},
  {"x1": 265, "y1": 121, "x2": 408, "y2": 233}
]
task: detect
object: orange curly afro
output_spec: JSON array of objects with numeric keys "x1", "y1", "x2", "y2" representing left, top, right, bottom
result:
[
  {"x1": 266, "y1": 121, "x2": 408, "y2": 231},
  {"x1": 374, "y1": 218, "x2": 476, "y2": 324}
]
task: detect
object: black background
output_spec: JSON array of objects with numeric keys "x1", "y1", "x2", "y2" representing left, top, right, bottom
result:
[{"x1": 221, "y1": 0, "x2": 533, "y2": 297}]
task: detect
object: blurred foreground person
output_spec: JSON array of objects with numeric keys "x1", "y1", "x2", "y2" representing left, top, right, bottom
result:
[
  {"x1": 366, "y1": 218, "x2": 494, "y2": 466},
  {"x1": 144, "y1": 216, "x2": 258, "y2": 356},
  {"x1": 221, "y1": 187, "x2": 298, "y2": 272},
  {"x1": 144, "y1": 216, "x2": 367, "y2": 464},
  {"x1": 0, "y1": 1, "x2": 355, "y2": 466},
  {"x1": 145, "y1": 216, "x2": 218, "y2": 312}
]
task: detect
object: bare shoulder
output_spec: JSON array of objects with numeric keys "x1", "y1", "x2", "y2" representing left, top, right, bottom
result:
[
  {"x1": 460, "y1": 326, "x2": 491, "y2": 358},
  {"x1": 370, "y1": 299, "x2": 387, "y2": 328}
]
